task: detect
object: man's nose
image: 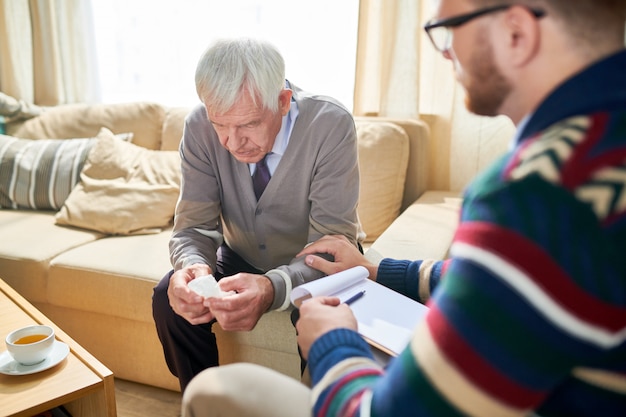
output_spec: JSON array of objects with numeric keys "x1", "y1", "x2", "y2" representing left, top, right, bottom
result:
[{"x1": 224, "y1": 127, "x2": 242, "y2": 147}]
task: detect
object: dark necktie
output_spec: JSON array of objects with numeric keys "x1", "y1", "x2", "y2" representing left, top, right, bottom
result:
[{"x1": 252, "y1": 153, "x2": 271, "y2": 200}]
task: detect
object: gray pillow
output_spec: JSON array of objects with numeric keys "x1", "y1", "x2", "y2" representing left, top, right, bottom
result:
[{"x1": 0, "y1": 128, "x2": 132, "y2": 210}]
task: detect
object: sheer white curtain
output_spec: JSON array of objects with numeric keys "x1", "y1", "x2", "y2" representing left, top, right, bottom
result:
[
  {"x1": 90, "y1": 0, "x2": 359, "y2": 110},
  {"x1": 354, "y1": 0, "x2": 515, "y2": 192},
  {"x1": 0, "y1": 0, "x2": 99, "y2": 105},
  {"x1": 353, "y1": 0, "x2": 422, "y2": 118}
]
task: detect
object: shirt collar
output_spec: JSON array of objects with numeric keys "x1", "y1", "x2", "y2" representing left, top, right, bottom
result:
[
  {"x1": 251, "y1": 80, "x2": 299, "y2": 175},
  {"x1": 271, "y1": 84, "x2": 299, "y2": 157},
  {"x1": 515, "y1": 49, "x2": 626, "y2": 146}
]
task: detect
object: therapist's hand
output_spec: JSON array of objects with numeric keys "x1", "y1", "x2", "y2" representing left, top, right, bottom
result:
[
  {"x1": 295, "y1": 296, "x2": 358, "y2": 360},
  {"x1": 298, "y1": 235, "x2": 379, "y2": 280}
]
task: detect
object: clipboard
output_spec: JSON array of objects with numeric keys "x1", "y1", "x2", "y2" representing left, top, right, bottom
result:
[{"x1": 291, "y1": 266, "x2": 429, "y2": 356}]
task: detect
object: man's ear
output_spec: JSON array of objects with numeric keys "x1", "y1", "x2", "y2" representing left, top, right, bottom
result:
[
  {"x1": 501, "y1": 5, "x2": 542, "y2": 67},
  {"x1": 278, "y1": 89, "x2": 293, "y2": 116}
]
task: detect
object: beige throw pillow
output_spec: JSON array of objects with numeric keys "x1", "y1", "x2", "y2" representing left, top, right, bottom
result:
[{"x1": 55, "y1": 129, "x2": 181, "y2": 235}]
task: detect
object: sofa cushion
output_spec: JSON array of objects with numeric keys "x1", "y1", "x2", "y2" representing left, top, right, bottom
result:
[
  {"x1": 9, "y1": 101, "x2": 166, "y2": 150},
  {"x1": 161, "y1": 107, "x2": 191, "y2": 151},
  {"x1": 356, "y1": 121, "x2": 410, "y2": 242},
  {"x1": 0, "y1": 210, "x2": 104, "y2": 303},
  {"x1": 47, "y1": 229, "x2": 173, "y2": 322},
  {"x1": 0, "y1": 129, "x2": 133, "y2": 210},
  {"x1": 364, "y1": 191, "x2": 462, "y2": 264},
  {"x1": 0, "y1": 92, "x2": 44, "y2": 123},
  {"x1": 55, "y1": 131, "x2": 181, "y2": 235},
  {"x1": 0, "y1": 134, "x2": 93, "y2": 210}
]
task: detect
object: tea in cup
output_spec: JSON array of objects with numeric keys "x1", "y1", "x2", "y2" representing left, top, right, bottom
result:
[{"x1": 5, "y1": 324, "x2": 55, "y2": 365}]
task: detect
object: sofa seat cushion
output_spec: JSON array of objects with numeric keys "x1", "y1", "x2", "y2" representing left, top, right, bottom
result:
[
  {"x1": 0, "y1": 210, "x2": 104, "y2": 302},
  {"x1": 8, "y1": 102, "x2": 166, "y2": 150},
  {"x1": 365, "y1": 191, "x2": 462, "y2": 263},
  {"x1": 356, "y1": 121, "x2": 410, "y2": 242},
  {"x1": 47, "y1": 229, "x2": 173, "y2": 322}
]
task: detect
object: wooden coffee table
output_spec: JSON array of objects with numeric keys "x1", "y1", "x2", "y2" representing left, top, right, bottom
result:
[{"x1": 0, "y1": 278, "x2": 116, "y2": 417}]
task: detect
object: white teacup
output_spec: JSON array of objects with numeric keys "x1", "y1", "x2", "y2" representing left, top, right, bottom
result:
[{"x1": 5, "y1": 324, "x2": 55, "y2": 365}]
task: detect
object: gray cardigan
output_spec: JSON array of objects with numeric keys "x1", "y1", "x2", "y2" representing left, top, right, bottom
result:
[{"x1": 170, "y1": 84, "x2": 361, "y2": 310}]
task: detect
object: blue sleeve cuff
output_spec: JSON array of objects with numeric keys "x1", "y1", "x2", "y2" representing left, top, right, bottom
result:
[
  {"x1": 308, "y1": 328, "x2": 374, "y2": 384},
  {"x1": 377, "y1": 259, "x2": 421, "y2": 299}
]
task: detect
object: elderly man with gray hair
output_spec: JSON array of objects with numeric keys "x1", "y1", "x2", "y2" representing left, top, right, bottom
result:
[{"x1": 152, "y1": 37, "x2": 361, "y2": 392}]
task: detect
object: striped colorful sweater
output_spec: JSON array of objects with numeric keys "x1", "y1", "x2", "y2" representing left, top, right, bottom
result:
[{"x1": 308, "y1": 51, "x2": 626, "y2": 416}]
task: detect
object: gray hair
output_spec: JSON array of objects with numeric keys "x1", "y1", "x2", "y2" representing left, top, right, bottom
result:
[{"x1": 195, "y1": 38, "x2": 286, "y2": 113}]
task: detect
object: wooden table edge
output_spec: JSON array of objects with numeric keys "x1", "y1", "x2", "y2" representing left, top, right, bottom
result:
[{"x1": 0, "y1": 279, "x2": 117, "y2": 417}]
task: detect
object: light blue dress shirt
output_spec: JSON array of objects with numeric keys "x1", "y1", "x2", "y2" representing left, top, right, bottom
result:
[{"x1": 250, "y1": 82, "x2": 299, "y2": 176}]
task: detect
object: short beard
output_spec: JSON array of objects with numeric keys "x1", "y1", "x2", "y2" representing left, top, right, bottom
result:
[{"x1": 463, "y1": 36, "x2": 512, "y2": 117}]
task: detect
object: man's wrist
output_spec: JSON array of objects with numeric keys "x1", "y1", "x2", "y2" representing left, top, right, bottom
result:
[
  {"x1": 366, "y1": 263, "x2": 378, "y2": 281},
  {"x1": 260, "y1": 274, "x2": 275, "y2": 312},
  {"x1": 264, "y1": 269, "x2": 292, "y2": 311}
]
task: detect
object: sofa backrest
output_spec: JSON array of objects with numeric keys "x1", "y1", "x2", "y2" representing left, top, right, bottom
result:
[
  {"x1": 7, "y1": 102, "x2": 167, "y2": 150},
  {"x1": 5, "y1": 102, "x2": 429, "y2": 243},
  {"x1": 161, "y1": 107, "x2": 191, "y2": 151}
]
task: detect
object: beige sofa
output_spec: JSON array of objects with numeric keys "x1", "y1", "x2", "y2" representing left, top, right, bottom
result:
[{"x1": 0, "y1": 101, "x2": 460, "y2": 392}]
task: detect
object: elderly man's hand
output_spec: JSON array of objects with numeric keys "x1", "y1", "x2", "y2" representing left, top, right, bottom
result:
[
  {"x1": 295, "y1": 296, "x2": 358, "y2": 360},
  {"x1": 168, "y1": 264, "x2": 215, "y2": 325},
  {"x1": 205, "y1": 273, "x2": 274, "y2": 331}
]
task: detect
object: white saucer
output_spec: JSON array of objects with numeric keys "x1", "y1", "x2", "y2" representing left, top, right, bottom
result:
[{"x1": 0, "y1": 340, "x2": 70, "y2": 376}]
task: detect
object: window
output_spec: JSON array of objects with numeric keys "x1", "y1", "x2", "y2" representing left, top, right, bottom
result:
[{"x1": 91, "y1": 0, "x2": 359, "y2": 111}]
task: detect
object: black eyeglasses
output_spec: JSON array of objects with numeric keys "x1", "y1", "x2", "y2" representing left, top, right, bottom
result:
[{"x1": 424, "y1": 4, "x2": 546, "y2": 53}]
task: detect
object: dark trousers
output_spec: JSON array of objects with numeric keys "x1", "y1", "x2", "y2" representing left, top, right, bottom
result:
[{"x1": 152, "y1": 245, "x2": 262, "y2": 392}]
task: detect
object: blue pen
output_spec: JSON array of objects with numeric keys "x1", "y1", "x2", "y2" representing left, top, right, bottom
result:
[
  {"x1": 344, "y1": 290, "x2": 365, "y2": 305},
  {"x1": 291, "y1": 290, "x2": 366, "y2": 326}
]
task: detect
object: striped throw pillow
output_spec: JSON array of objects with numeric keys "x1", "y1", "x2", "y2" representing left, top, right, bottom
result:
[{"x1": 0, "y1": 129, "x2": 132, "y2": 210}]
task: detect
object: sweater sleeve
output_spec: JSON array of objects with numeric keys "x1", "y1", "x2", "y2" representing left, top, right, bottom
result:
[
  {"x1": 308, "y1": 166, "x2": 626, "y2": 416},
  {"x1": 376, "y1": 258, "x2": 450, "y2": 304},
  {"x1": 169, "y1": 105, "x2": 223, "y2": 271}
]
